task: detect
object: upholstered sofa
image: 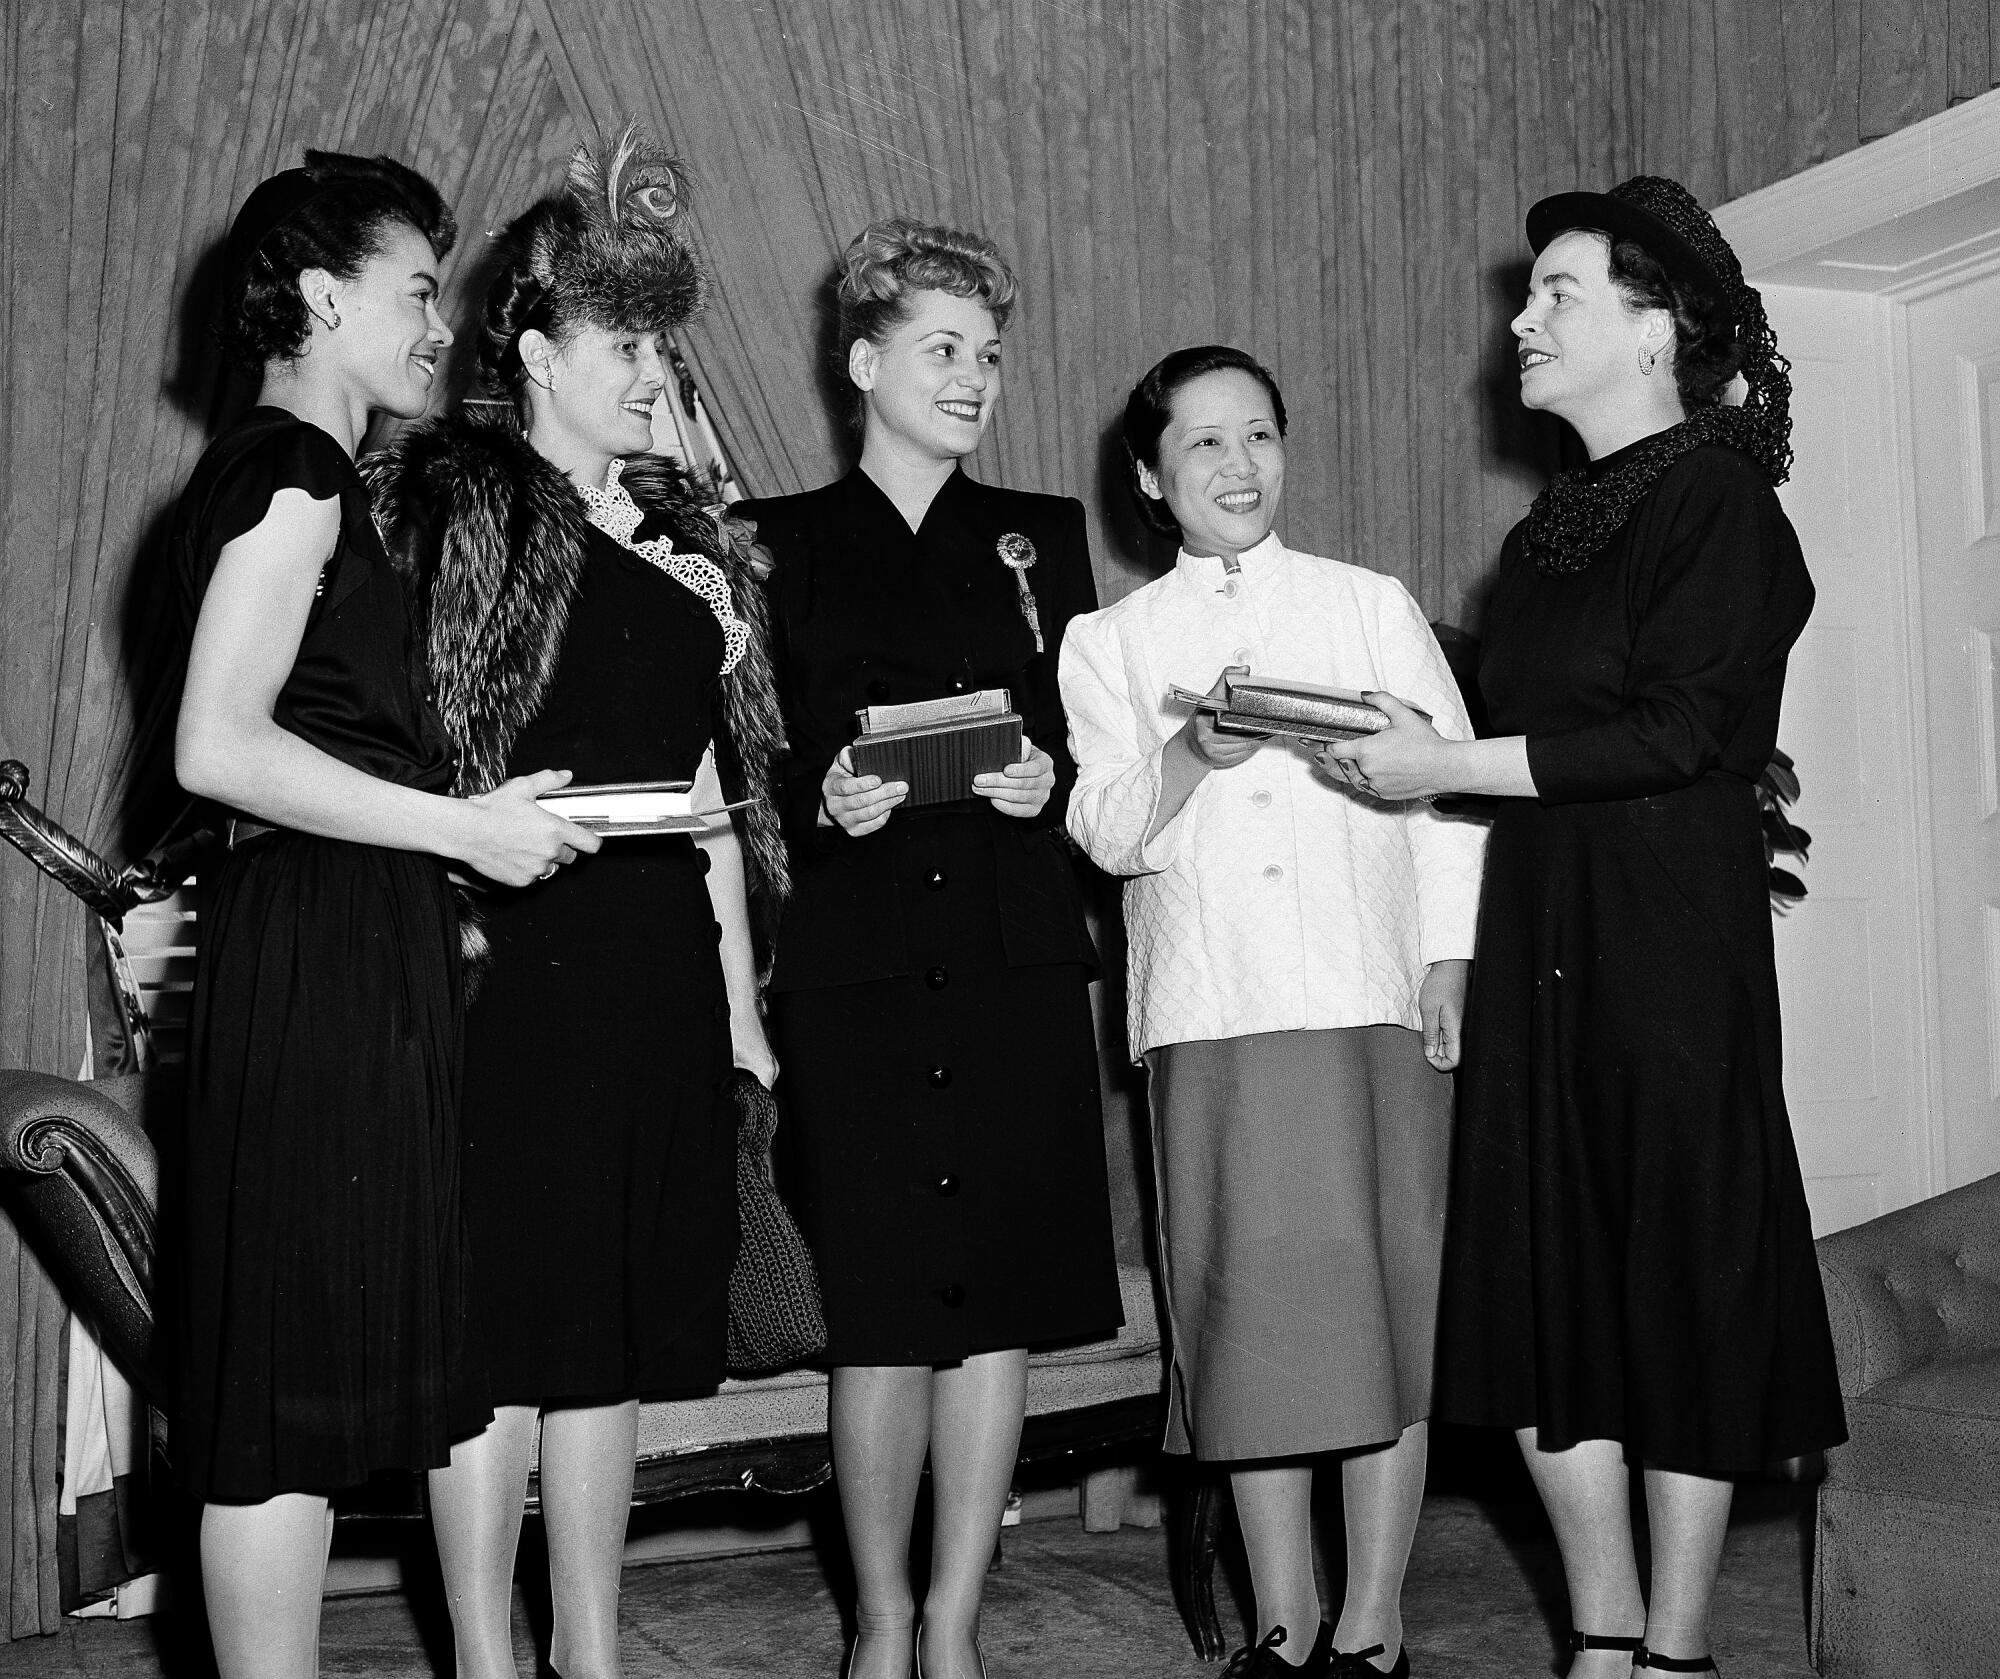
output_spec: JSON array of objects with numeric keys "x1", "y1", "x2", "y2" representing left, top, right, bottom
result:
[{"x1": 1811, "y1": 1171, "x2": 2000, "y2": 1676}]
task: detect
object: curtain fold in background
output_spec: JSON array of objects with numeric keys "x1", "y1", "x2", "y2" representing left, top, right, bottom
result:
[
  {"x1": 527, "y1": 0, "x2": 2000, "y2": 620},
  {"x1": 0, "y1": 0, "x2": 577, "y2": 1634}
]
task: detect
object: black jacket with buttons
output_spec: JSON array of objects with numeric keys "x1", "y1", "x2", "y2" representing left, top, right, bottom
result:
[{"x1": 740, "y1": 467, "x2": 1100, "y2": 993}]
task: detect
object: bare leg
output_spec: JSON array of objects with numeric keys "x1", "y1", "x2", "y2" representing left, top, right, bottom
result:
[
  {"x1": 1332, "y1": 1421, "x2": 1428, "y2": 1665},
  {"x1": 540, "y1": 1400, "x2": 641, "y2": 1679},
  {"x1": 1231, "y1": 1462, "x2": 1321, "y2": 1659},
  {"x1": 831, "y1": 1364, "x2": 933, "y2": 1679},
  {"x1": 1640, "y1": 1467, "x2": 1732, "y2": 1663},
  {"x1": 920, "y1": 1349, "x2": 1029, "y2": 1679},
  {"x1": 1515, "y1": 1431, "x2": 1646, "y2": 1679},
  {"x1": 429, "y1": 1406, "x2": 539, "y2": 1679},
  {"x1": 200, "y1": 1492, "x2": 333, "y2": 1679}
]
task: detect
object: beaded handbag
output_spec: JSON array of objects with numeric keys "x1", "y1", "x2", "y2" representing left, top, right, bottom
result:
[{"x1": 726, "y1": 1070, "x2": 827, "y2": 1375}]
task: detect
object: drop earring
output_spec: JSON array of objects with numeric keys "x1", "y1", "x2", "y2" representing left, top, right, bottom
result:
[{"x1": 1638, "y1": 347, "x2": 1657, "y2": 376}]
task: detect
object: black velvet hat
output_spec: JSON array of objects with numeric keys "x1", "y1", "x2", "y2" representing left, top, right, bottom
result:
[{"x1": 1526, "y1": 175, "x2": 1745, "y2": 329}]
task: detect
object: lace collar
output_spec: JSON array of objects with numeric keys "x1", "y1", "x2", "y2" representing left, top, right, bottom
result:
[{"x1": 577, "y1": 458, "x2": 748, "y2": 673}]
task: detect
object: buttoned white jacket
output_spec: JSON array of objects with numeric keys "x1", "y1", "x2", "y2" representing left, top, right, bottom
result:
[{"x1": 1060, "y1": 533, "x2": 1488, "y2": 1058}]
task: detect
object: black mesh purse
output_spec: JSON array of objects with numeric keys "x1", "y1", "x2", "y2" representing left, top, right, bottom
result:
[{"x1": 726, "y1": 1069, "x2": 827, "y2": 1376}]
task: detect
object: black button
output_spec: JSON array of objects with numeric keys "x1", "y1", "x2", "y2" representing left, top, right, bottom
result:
[
  {"x1": 936, "y1": 1175, "x2": 958, "y2": 1197},
  {"x1": 928, "y1": 1066, "x2": 952, "y2": 1089},
  {"x1": 941, "y1": 1283, "x2": 965, "y2": 1307},
  {"x1": 925, "y1": 867, "x2": 948, "y2": 891},
  {"x1": 866, "y1": 679, "x2": 890, "y2": 701},
  {"x1": 924, "y1": 965, "x2": 949, "y2": 990}
]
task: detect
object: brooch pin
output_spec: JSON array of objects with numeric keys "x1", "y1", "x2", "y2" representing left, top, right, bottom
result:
[{"x1": 997, "y1": 533, "x2": 1043, "y2": 652}]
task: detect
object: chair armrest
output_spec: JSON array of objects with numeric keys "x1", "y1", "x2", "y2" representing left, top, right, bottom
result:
[
  {"x1": 0, "y1": 1069, "x2": 160, "y2": 1393},
  {"x1": 1815, "y1": 1172, "x2": 2000, "y2": 1395}
]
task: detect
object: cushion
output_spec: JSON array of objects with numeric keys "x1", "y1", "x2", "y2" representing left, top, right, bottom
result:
[{"x1": 1830, "y1": 1350, "x2": 2000, "y2": 1508}]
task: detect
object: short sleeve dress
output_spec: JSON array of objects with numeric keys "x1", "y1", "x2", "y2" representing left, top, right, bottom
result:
[
  {"x1": 170, "y1": 408, "x2": 484, "y2": 1502},
  {"x1": 1435, "y1": 441, "x2": 1848, "y2": 1473}
]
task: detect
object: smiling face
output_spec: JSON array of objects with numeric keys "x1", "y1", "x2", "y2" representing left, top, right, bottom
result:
[
  {"x1": 321, "y1": 220, "x2": 452, "y2": 421},
  {"x1": 1512, "y1": 229, "x2": 1670, "y2": 428},
  {"x1": 851, "y1": 288, "x2": 1001, "y2": 465},
  {"x1": 524, "y1": 321, "x2": 668, "y2": 483},
  {"x1": 1137, "y1": 367, "x2": 1286, "y2": 561}
]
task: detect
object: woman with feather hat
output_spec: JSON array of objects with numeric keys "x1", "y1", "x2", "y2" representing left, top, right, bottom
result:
[{"x1": 366, "y1": 129, "x2": 787, "y2": 1679}]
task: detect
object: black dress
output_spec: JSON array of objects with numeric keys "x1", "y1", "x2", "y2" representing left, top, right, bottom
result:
[
  {"x1": 741, "y1": 468, "x2": 1122, "y2": 1366},
  {"x1": 1435, "y1": 442, "x2": 1847, "y2": 1473},
  {"x1": 170, "y1": 409, "x2": 482, "y2": 1501},
  {"x1": 460, "y1": 518, "x2": 737, "y2": 1404}
]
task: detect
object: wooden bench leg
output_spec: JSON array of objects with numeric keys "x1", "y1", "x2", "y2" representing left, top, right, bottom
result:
[{"x1": 1170, "y1": 1469, "x2": 1228, "y2": 1661}]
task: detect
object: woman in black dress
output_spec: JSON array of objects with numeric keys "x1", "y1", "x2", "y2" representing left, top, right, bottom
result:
[
  {"x1": 1326, "y1": 178, "x2": 1845, "y2": 1677},
  {"x1": 171, "y1": 155, "x2": 590, "y2": 1678},
  {"x1": 740, "y1": 218, "x2": 1121, "y2": 1679},
  {"x1": 367, "y1": 131, "x2": 787, "y2": 1679}
]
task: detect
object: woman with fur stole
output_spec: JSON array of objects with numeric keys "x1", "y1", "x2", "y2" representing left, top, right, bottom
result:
[{"x1": 366, "y1": 129, "x2": 787, "y2": 1679}]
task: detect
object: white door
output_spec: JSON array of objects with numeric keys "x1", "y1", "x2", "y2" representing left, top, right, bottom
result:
[
  {"x1": 1902, "y1": 269, "x2": 2000, "y2": 1190},
  {"x1": 1766, "y1": 285, "x2": 1934, "y2": 1231}
]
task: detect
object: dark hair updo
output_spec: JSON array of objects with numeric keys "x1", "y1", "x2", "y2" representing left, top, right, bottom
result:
[
  {"x1": 1585, "y1": 230, "x2": 1744, "y2": 410},
  {"x1": 1121, "y1": 345, "x2": 1288, "y2": 538},
  {"x1": 834, "y1": 218, "x2": 1017, "y2": 426},
  {"x1": 212, "y1": 151, "x2": 456, "y2": 368}
]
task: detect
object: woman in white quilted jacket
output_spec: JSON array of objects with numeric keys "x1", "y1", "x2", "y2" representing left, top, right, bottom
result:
[{"x1": 1060, "y1": 345, "x2": 1488, "y2": 1679}]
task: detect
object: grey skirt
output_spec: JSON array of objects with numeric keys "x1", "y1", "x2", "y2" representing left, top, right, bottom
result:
[{"x1": 1147, "y1": 1025, "x2": 1452, "y2": 1461}]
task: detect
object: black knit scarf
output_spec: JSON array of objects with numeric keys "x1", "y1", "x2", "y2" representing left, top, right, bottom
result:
[{"x1": 1520, "y1": 403, "x2": 1791, "y2": 574}]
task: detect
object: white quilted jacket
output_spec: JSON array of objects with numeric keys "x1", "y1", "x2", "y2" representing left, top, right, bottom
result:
[{"x1": 1060, "y1": 533, "x2": 1488, "y2": 1058}]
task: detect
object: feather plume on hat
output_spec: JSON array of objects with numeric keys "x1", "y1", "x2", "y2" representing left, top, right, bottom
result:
[{"x1": 509, "y1": 122, "x2": 705, "y2": 339}]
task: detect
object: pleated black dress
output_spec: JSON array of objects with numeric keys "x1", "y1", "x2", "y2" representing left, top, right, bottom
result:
[
  {"x1": 171, "y1": 409, "x2": 483, "y2": 1502},
  {"x1": 459, "y1": 520, "x2": 737, "y2": 1405},
  {"x1": 742, "y1": 468, "x2": 1122, "y2": 1367},
  {"x1": 1435, "y1": 442, "x2": 1848, "y2": 1473}
]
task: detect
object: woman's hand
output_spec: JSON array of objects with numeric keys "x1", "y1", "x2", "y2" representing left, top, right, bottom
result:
[
  {"x1": 1186, "y1": 668, "x2": 1266, "y2": 771},
  {"x1": 974, "y1": 737, "x2": 1055, "y2": 819},
  {"x1": 1318, "y1": 692, "x2": 1452, "y2": 800},
  {"x1": 1419, "y1": 958, "x2": 1470, "y2": 1072},
  {"x1": 820, "y1": 748, "x2": 906, "y2": 836},
  {"x1": 458, "y1": 769, "x2": 602, "y2": 888}
]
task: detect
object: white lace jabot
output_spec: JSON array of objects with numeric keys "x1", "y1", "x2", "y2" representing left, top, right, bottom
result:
[{"x1": 577, "y1": 458, "x2": 748, "y2": 673}]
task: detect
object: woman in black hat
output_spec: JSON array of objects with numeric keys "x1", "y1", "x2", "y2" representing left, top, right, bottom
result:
[
  {"x1": 1324, "y1": 177, "x2": 1846, "y2": 1676},
  {"x1": 170, "y1": 153, "x2": 591, "y2": 1677}
]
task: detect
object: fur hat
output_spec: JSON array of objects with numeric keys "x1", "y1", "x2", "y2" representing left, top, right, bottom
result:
[{"x1": 478, "y1": 124, "x2": 704, "y2": 393}]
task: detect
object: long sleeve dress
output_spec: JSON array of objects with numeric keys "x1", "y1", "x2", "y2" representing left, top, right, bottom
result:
[
  {"x1": 1434, "y1": 441, "x2": 1848, "y2": 1472},
  {"x1": 170, "y1": 408, "x2": 484, "y2": 1500},
  {"x1": 1062, "y1": 532, "x2": 1488, "y2": 1459},
  {"x1": 740, "y1": 466, "x2": 1123, "y2": 1367}
]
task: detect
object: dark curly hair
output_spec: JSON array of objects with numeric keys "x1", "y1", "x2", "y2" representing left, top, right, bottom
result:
[
  {"x1": 1588, "y1": 231, "x2": 1744, "y2": 410},
  {"x1": 834, "y1": 218, "x2": 1016, "y2": 427},
  {"x1": 1120, "y1": 345, "x2": 1288, "y2": 538},
  {"x1": 212, "y1": 151, "x2": 456, "y2": 368},
  {"x1": 477, "y1": 126, "x2": 704, "y2": 428}
]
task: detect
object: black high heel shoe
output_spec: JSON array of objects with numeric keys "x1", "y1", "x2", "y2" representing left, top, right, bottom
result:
[
  {"x1": 1222, "y1": 1622, "x2": 1335, "y2": 1677},
  {"x1": 1567, "y1": 1632, "x2": 1642, "y2": 1674},
  {"x1": 1331, "y1": 1639, "x2": 1410, "y2": 1677},
  {"x1": 1635, "y1": 1651, "x2": 1719, "y2": 1674}
]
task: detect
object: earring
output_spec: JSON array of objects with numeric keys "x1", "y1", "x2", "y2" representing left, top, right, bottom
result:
[{"x1": 1638, "y1": 347, "x2": 1657, "y2": 376}]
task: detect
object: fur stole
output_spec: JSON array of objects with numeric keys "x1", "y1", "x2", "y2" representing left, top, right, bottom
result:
[{"x1": 363, "y1": 413, "x2": 790, "y2": 963}]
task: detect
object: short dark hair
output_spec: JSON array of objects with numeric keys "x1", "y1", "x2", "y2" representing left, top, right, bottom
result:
[
  {"x1": 1121, "y1": 346, "x2": 1288, "y2": 537},
  {"x1": 1587, "y1": 228, "x2": 1744, "y2": 410},
  {"x1": 833, "y1": 218, "x2": 1016, "y2": 427},
  {"x1": 212, "y1": 151, "x2": 456, "y2": 369}
]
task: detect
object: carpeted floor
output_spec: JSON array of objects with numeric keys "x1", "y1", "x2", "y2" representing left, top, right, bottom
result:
[{"x1": 0, "y1": 1479, "x2": 1818, "y2": 1679}]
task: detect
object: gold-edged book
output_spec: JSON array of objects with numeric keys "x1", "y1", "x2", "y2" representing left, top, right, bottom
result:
[
  {"x1": 1168, "y1": 673, "x2": 1430, "y2": 743},
  {"x1": 535, "y1": 779, "x2": 755, "y2": 836},
  {"x1": 849, "y1": 688, "x2": 1024, "y2": 807}
]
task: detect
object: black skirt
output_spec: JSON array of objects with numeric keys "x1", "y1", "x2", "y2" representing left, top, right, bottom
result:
[{"x1": 769, "y1": 810, "x2": 1123, "y2": 1365}]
